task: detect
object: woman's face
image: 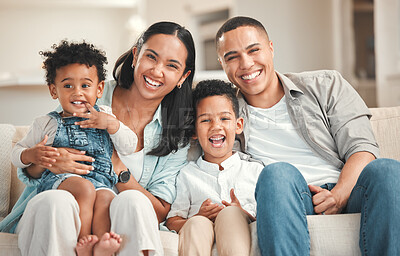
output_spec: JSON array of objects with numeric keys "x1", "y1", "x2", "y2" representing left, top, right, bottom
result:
[{"x1": 132, "y1": 34, "x2": 190, "y2": 102}]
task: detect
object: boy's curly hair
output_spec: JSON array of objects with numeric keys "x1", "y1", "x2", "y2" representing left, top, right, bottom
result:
[
  {"x1": 40, "y1": 40, "x2": 108, "y2": 85},
  {"x1": 193, "y1": 79, "x2": 239, "y2": 118}
]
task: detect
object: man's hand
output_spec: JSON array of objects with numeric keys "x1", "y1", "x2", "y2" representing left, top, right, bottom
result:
[
  {"x1": 222, "y1": 188, "x2": 256, "y2": 221},
  {"x1": 46, "y1": 147, "x2": 95, "y2": 175},
  {"x1": 20, "y1": 135, "x2": 59, "y2": 168},
  {"x1": 195, "y1": 199, "x2": 224, "y2": 222},
  {"x1": 308, "y1": 185, "x2": 343, "y2": 215},
  {"x1": 73, "y1": 103, "x2": 120, "y2": 134}
]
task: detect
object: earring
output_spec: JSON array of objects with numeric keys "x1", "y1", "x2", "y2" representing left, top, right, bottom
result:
[
  {"x1": 177, "y1": 84, "x2": 182, "y2": 89},
  {"x1": 131, "y1": 63, "x2": 135, "y2": 69}
]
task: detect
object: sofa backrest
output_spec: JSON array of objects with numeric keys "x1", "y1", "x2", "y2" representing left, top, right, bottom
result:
[
  {"x1": 3, "y1": 106, "x2": 400, "y2": 216},
  {"x1": 369, "y1": 106, "x2": 400, "y2": 161}
]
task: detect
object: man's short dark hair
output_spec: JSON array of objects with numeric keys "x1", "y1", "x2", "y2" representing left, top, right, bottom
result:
[
  {"x1": 216, "y1": 16, "x2": 269, "y2": 49},
  {"x1": 193, "y1": 79, "x2": 239, "y2": 118}
]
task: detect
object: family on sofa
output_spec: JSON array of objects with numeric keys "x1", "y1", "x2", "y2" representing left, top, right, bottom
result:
[{"x1": 1, "y1": 16, "x2": 400, "y2": 256}]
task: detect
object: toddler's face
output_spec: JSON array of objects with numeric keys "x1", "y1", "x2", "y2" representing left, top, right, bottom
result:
[
  {"x1": 194, "y1": 95, "x2": 243, "y2": 165},
  {"x1": 48, "y1": 63, "x2": 104, "y2": 117}
]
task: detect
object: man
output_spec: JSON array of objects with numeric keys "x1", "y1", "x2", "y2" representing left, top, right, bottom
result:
[{"x1": 216, "y1": 16, "x2": 400, "y2": 256}]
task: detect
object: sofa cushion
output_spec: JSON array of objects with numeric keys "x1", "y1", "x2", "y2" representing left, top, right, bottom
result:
[
  {"x1": 0, "y1": 232, "x2": 20, "y2": 256},
  {"x1": 246, "y1": 213, "x2": 362, "y2": 256},
  {"x1": 0, "y1": 124, "x2": 15, "y2": 218}
]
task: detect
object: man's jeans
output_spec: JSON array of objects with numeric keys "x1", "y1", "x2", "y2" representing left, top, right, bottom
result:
[{"x1": 255, "y1": 158, "x2": 400, "y2": 256}]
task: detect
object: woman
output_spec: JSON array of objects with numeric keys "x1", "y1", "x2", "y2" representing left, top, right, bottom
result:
[{"x1": 13, "y1": 21, "x2": 195, "y2": 256}]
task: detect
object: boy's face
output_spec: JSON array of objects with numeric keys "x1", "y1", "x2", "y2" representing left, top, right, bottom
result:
[
  {"x1": 194, "y1": 95, "x2": 243, "y2": 165},
  {"x1": 49, "y1": 63, "x2": 104, "y2": 117}
]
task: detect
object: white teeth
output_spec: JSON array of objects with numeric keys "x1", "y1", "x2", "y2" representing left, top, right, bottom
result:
[
  {"x1": 210, "y1": 135, "x2": 224, "y2": 141},
  {"x1": 72, "y1": 101, "x2": 84, "y2": 105},
  {"x1": 241, "y1": 71, "x2": 260, "y2": 80},
  {"x1": 144, "y1": 76, "x2": 162, "y2": 87}
]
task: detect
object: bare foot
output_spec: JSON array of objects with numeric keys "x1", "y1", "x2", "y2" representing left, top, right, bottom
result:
[
  {"x1": 93, "y1": 232, "x2": 122, "y2": 256},
  {"x1": 76, "y1": 235, "x2": 99, "y2": 256}
]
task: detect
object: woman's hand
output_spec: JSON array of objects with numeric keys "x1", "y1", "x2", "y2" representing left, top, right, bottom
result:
[
  {"x1": 195, "y1": 199, "x2": 224, "y2": 222},
  {"x1": 308, "y1": 185, "x2": 343, "y2": 215},
  {"x1": 222, "y1": 188, "x2": 256, "y2": 221},
  {"x1": 46, "y1": 147, "x2": 95, "y2": 175},
  {"x1": 73, "y1": 103, "x2": 120, "y2": 134}
]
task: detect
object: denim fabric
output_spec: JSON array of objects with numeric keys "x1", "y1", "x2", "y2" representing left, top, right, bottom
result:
[
  {"x1": 255, "y1": 158, "x2": 400, "y2": 256},
  {"x1": 344, "y1": 158, "x2": 400, "y2": 256},
  {"x1": 37, "y1": 106, "x2": 117, "y2": 192}
]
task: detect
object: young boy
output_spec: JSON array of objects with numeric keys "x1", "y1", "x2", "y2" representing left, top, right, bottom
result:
[
  {"x1": 166, "y1": 79, "x2": 264, "y2": 256},
  {"x1": 11, "y1": 40, "x2": 137, "y2": 256}
]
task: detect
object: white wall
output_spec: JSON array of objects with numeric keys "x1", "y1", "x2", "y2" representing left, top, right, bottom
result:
[
  {"x1": 1, "y1": 0, "x2": 373, "y2": 125},
  {"x1": 0, "y1": 3, "x2": 138, "y2": 125},
  {"x1": 375, "y1": 0, "x2": 400, "y2": 106}
]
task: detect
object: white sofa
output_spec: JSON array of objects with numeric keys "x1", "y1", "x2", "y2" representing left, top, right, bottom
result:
[{"x1": 0, "y1": 106, "x2": 399, "y2": 256}]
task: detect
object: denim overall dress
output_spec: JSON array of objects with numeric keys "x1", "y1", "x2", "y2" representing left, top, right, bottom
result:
[{"x1": 37, "y1": 105, "x2": 117, "y2": 193}]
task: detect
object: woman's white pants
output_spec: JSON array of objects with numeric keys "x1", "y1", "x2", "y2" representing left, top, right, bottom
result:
[{"x1": 16, "y1": 189, "x2": 164, "y2": 256}]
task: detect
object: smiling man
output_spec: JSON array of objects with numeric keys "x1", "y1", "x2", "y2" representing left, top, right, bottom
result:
[{"x1": 216, "y1": 16, "x2": 400, "y2": 256}]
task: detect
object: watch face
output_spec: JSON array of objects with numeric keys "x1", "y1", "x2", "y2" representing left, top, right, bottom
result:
[{"x1": 119, "y1": 170, "x2": 130, "y2": 183}]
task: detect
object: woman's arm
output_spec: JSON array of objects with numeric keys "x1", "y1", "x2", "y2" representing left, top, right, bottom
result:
[
  {"x1": 113, "y1": 152, "x2": 171, "y2": 223},
  {"x1": 165, "y1": 216, "x2": 187, "y2": 233}
]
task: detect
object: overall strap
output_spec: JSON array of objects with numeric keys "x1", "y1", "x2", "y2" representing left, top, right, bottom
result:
[{"x1": 47, "y1": 111, "x2": 62, "y2": 123}]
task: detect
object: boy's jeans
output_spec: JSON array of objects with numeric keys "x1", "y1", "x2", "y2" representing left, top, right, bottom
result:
[{"x1": 255, "y1": 158, "x2": 400, "y2": 256}]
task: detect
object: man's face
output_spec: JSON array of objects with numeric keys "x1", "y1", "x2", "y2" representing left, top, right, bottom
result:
[{"x1": 217, "y1": 26, "x2": 275, "y2": 98}]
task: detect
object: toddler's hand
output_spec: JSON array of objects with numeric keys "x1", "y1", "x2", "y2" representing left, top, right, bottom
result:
[
  {"x1": 21, "y1": 135, "x2": 59, "y2": 168},
  {"x1": 73, "y1": 103, "x2": 119, "y2": 134},
  {"x1": 195, "y1": 198, "x2": 224, "y2": 222}
]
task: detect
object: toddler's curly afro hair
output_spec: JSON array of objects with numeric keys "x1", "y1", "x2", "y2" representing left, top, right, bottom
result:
[{"x1": 40, "y1": 40, "x2": 108, "y2": 85}]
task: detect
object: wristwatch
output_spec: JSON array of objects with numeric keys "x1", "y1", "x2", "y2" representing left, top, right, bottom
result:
[{"x1": 118, "y1": 169, "x2": 131, "y2": 183}]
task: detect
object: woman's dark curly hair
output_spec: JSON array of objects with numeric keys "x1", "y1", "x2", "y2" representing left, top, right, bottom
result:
[{"x1": 40, "y1": 40, "x2": 108, "y2": 85}]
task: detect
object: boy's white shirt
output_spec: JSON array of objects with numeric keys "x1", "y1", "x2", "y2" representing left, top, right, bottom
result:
[
  {"x1": 11, "y1": 105, "x2": 137, "y2": 168},
  {"x1": 167, "y1": 152, "x2": 264, "y2": 220}
]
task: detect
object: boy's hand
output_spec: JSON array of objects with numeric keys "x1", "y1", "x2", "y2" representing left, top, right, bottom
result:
[
  {"x1": 221, "y1": 188, "x2": 241, "y2": 207},
  {"x1": 21, "y1": 135, "x2": 59, "y2": 168},
  {"x1": 222, "y1": 188, "x2": 256, "y2": 222},
  {"x1": 195, "y1": 198, "x2": 224, "y2": 222},
  {"x1": 73, "y1": 103, "x2": 120, "y2": 134}
]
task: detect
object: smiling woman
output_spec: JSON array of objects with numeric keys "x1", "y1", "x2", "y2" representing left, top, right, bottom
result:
[{"x1": 9, "y1": 21, "x2": 196, "y2": 256}]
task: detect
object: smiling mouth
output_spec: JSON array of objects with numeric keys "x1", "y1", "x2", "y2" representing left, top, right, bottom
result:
[
  {"x1": 144, "y1": 76, "x2": 163, "y2": 88},
  {"x1": 241, "y1": 71, "x2": 261, "y2": 81},
  {"x1": 71, "y1": 101, "x2": 87, "y2": 106},
  {"x1": 209, "y1": 135, "x2": 225, "y2": 147}
]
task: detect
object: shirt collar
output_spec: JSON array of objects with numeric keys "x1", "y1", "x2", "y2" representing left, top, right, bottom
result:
[
  {"x1": 151, "y1": 104, "x2": 163, "y2": 126},
  {"x1": 196, "y1": 152, "x2": 241, "y2": 176},
  {"x1": 237, "y1": 71, "x2": 303, "y2": 105},
  {"x1": 275, "y1": 71, "x2": 304, "y2": 98}
]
